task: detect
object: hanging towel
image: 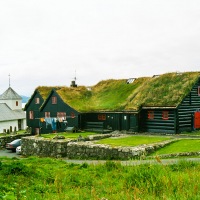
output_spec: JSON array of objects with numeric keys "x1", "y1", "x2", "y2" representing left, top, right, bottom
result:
[
  {"x1": 45, "y1": 118, "x2": 52, "y2": 128},
  {"x1": 51, "y1": 118, "x2": 57, "y2": 131}
]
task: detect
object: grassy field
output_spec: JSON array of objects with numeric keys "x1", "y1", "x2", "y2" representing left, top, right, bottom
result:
[
  {"x1": 0, "y1": 157, "x2": 200, "y2": 199},
  {"x1": 150, "y1": 139, "x2": 200, "y2": 155},
  {"x1": 95, "y1": 135, "x2": 173, "y2": 147}
]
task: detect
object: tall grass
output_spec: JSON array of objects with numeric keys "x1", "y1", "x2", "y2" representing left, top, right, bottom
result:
[{"x1": 0, "y1": 157, "x2": 200, "y2": 199}]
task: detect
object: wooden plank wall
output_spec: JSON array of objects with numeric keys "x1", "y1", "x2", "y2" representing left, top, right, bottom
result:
[{"x1": 178, "y1": 79, "x2": 200, "y2": 132}]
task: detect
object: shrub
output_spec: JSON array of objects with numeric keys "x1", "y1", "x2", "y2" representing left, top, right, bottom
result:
[{"x1": 2, "y1": 161, "x2": 33, "y2": 176}]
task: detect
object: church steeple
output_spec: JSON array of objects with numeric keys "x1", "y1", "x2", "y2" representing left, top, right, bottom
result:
[{"x1": 0, "y1": 77, "x2": 22, "y2": 110}]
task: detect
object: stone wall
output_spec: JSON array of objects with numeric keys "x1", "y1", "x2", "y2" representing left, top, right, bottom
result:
[
  {"x1": 21, "y1": 134, "x2": 178, "y2": 159},
  {"x1": 0, "y1": 133, "x2": 31, "y2": 148}
]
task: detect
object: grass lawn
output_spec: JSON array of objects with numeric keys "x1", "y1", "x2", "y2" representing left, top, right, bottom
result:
[
  {"x1": 151, "y1": 139, "x2": 200, "y2": 155},
  {"x1": 40, "y1": 132, "x2": 98, "y2": 139},
  {"x1": 95, "y1": 135, "x2": 173, "y2": 147},
  {"x1": 180, "y1": 130, "x2": 200, "y2": 136},
  {"x1": 1, "y1": 157, "x2": 200, "y2": 199}
]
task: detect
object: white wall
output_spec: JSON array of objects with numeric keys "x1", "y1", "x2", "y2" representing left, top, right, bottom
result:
[
  {"x1": 0, "y1": 99, "x2": 22, "y2": 110},
  {"x1": 0, "y1": 119, "x2": 26, "y2": 133}
]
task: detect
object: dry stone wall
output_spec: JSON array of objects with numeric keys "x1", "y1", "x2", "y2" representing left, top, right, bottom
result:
[
  {"x1": 21, "y1": 134, "x2": 178, "y2": 160},
  {"x1": 0, "y1": 133, "x2": 31, "y2": 148}
]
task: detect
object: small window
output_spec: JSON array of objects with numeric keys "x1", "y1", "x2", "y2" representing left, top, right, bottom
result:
[
  {"x1": 198, "y1": 86, "x2": 200, "y2": 96},
  {"x1": 45, "y1": 112, "x2": 50, "y2": 118},
  {"x1": 71, "y1": 112, "x2": 75, "y2": 118},
  {"x1": 148, "y1": 111, "x2": 154, "y2": 119},
  {"x1": 52, "y1": 96, "x2": 57, "y2": 104},
  {"x1": 57, "y1": 112, "x2": 66, "y2": 119},
  {"x1": 29, "y1": 111, "x2": 34, "y2": 119},
  {"x1": 35, "y1": 98, "x2": 40, "y2": 104},
  {"x1": 16, "y1": 101, "x2": 18, "y2": 106},
  {"x1": 98, "y1": 114, "x2": 102, "y2": 120},
  {"x1": 98, "y1": 114, "x2": 106, "y2": 120},
  {"x1": 162, "y1": 111, "x2": 169, "y2": 120}
]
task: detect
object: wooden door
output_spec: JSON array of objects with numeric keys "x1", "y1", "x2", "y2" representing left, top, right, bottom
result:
[{"x1": 194, "y1": 112, "x2": 200, "y2": 129}]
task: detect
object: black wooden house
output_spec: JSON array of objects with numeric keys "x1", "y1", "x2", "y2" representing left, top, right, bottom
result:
[
  {"x1": 25, "y1": 72, "x2": 200, "y2": 134},
  {"x1": 138, "y1": 72, "x2": 200, "y2": 133}
]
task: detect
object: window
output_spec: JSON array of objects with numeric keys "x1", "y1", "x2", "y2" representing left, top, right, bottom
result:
[
  {"x1": 35, "y1": 98, "x2": 40, "y2": 104},
  {"x1": 52, "y1": 96, "x2": 57, "y2": 104},
  {"x1": 29, "y1": 111, "x2": 34, "y2": 119},
  {"x1": 45, "y1": 112, "x2": 50, "y2": 118},
  {"x1": 16, "y1": 101, "x2": 18, "y2": 106},
  {"x1": 71, "y1": 112, "x2": 75, "y2": 118},
  {"x1": 162, "y1": 111, "x2": 169, "y2": 120},
  {"x1": 98, "y1": 114, "x2": 106, "y2": 120},
  {"x1": 148, "y1": 111, "x2": 154, "y2": 119},
  {"x1": 198, "y1": 86, "x2": 200, "y2": 96},
  {"x1": 57, "y1": 112, "x2": 66, "y2": 119}
]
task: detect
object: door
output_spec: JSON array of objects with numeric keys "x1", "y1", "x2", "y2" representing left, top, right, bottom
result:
[
  {"x1": 194, "y1": 112, "x2": 200, "y2": 129},
  {"x1": 130, "y1": 114, "x2": 138, "y2": 132},
  {"x1": 121, "y1": 114, "x2": 129, "y2": 130},
  {"x1": 18, "y1": 120, "x2": 22, "y2": 130}
]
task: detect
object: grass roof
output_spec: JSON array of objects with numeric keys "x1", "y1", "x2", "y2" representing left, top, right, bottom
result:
[
  {"x1": 125, "y1": 72, "x2": 199, "y2": 110},
  {"x1": 56, "y1": 78, "x2": 150, "y2": 112},
  {"x1": 35, "y1": 71, "x2": 199, "y2": 112},
  {"x1": 36, "y1": 86, "x2": 62, "y2": 99}
]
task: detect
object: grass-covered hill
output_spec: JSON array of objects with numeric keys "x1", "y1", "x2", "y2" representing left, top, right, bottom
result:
[{"x1": 35, "y1": 71, "x2": 199, "y2": 112}]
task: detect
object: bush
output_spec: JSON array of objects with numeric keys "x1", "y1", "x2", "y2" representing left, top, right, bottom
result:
[{"x1": 2, "y1": 161, "x2": 33, "y2": 176}]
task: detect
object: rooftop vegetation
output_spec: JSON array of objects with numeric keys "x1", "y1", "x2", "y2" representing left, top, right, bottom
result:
[
  {"x1": 125, "y1": 72, "x2": 200, "y2": 110},
  {"x1": 35, "y1": 71, "x2": 199, "y2": 112}
]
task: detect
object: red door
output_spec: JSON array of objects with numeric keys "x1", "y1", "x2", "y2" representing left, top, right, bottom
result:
[{"x1": 194, "y1": 112, "x2": 200, "y2": 129}]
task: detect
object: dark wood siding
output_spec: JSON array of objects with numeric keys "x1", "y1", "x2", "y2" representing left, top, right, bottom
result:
[
  {"x1": 177, "y1": 79, "x2": 200, "y2": 132},
  {"x1": 83, "y1": 113, "x2": 120, "y2": 131},
  {"x1": 83, "y1": 113, "x2": 139, "y2": 132},
  {"x1": 40, "y1": 91, "x2": 79, "y2": 133},
  {"x1": 25, "y1": 92, "x2": 44, "y2": 134},
  {"x1": 140, "y1": 109, "x2": 176, "y2": 134}
]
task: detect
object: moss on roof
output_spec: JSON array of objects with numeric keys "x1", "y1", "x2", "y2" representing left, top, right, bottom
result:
[
  {"x1": 125, "y1": 72, "x2": 200, "y2": 110},
  {"x1": 35, "y1": 71, "x2": 199, "y2": 112},
  {"x1": 36, "y1": 86, "x2": 62, "y2": 99},
  {"x1": 55, "y1": 78, "x2": 150, "y2": 112}
]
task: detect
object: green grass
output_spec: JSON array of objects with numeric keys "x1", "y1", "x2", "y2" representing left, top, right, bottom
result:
[
  {"x1": 0, "y1": 157, "x2": 200, "y2": 199},
  {"x1": 151, "y1": 139, "x2": 200, "y2": 156},
  {"x1": 95, "y1": 135, "x2": 172, "y2": 147},
  {"x1": 41, "y1": 132, "x2": 98, "y2": 139},
  {"x1": 180, "y1": 130, "x2": 200, "y2": 136}
]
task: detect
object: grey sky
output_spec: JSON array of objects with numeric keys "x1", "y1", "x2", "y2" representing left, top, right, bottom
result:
[{"x1": 0, "y1": 0, "x2": 200, "y2": 96}]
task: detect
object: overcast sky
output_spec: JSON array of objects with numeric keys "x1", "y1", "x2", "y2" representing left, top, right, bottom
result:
[{"x1": 0, "y1": 0, "x2": 200, "y2": 96}]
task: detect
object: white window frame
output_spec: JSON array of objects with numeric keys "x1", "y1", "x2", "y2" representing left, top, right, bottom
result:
[
  {"x1": 45, "y1": 112, "x2": 51, "y2": 118},
  {"x1": 35, "y1": 98, "x2": 40, "y2": 104}
]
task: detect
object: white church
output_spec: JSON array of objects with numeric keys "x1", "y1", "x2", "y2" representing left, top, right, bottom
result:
[{"x1": 0, "y1": 86, "x2": 26, "y2": 133}]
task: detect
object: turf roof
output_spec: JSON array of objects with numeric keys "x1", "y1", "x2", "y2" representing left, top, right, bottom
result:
[
  {"x1": 36, "y1": 86, "x2": 61, "y2": 100},
  {"x1": 35, "y1": 71, "x2": 199, "y2": 112},
  {"x1": 125, "y1": 72, "x2": 200, "y2": 110}
]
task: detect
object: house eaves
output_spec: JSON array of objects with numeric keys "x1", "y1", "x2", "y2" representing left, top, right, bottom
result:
[{"x1": 0, "y1": 103, "x2": 25, "y2": 121}]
